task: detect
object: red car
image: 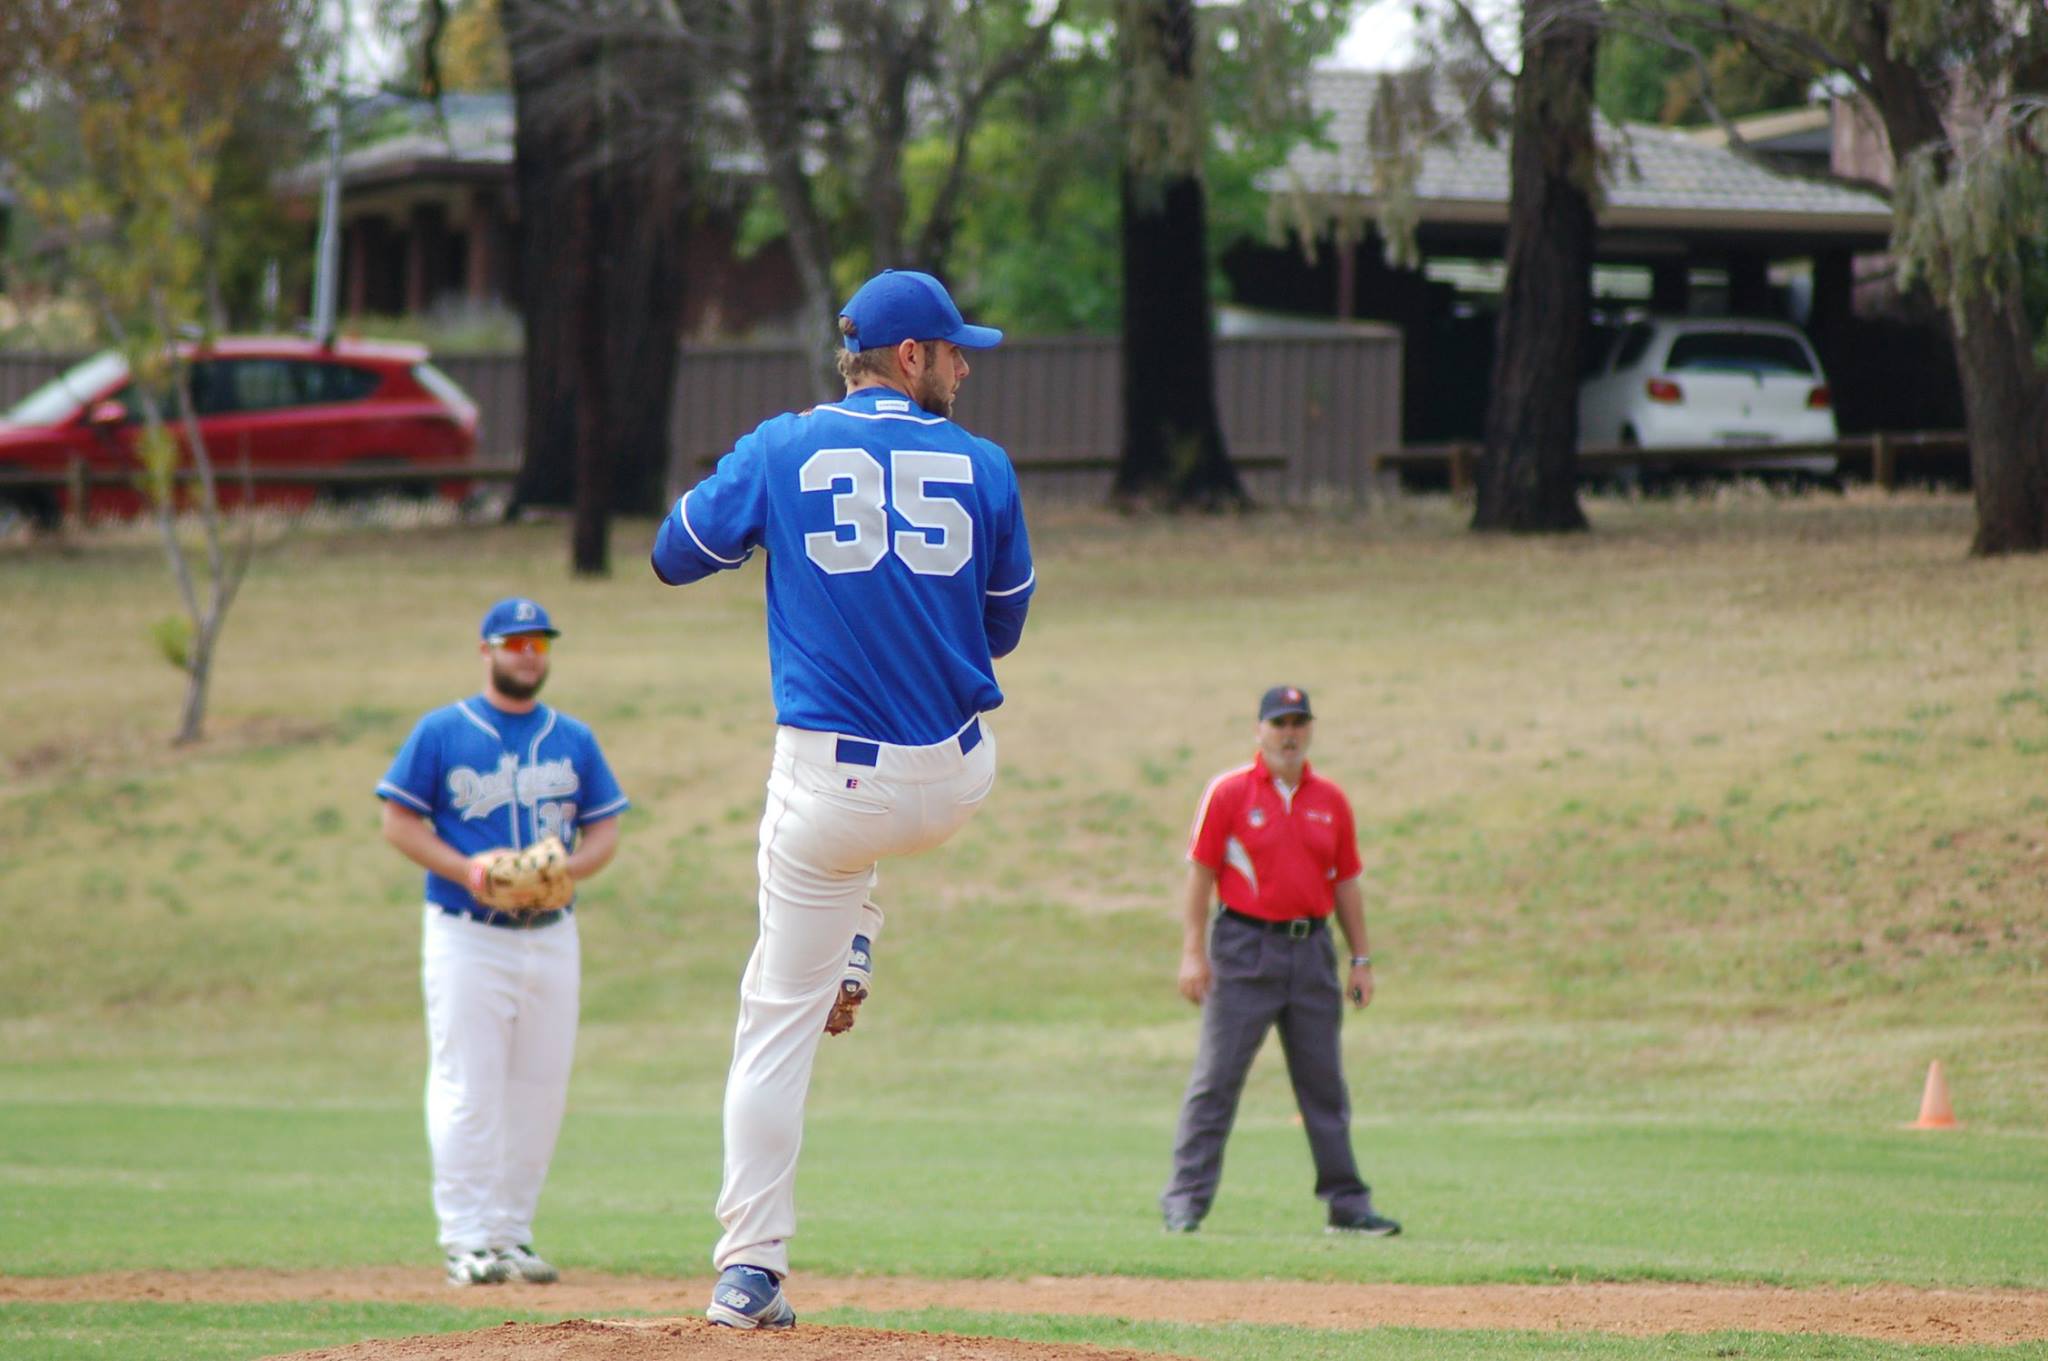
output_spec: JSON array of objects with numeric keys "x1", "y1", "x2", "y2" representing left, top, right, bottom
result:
[{"x1": 0, "y1": 336, "x2": 479, "y2": 524}]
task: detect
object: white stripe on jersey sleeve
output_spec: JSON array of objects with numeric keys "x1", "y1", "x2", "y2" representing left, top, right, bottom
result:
[
  {"x1": 986, "y1": 568, "x2": 1035, "y2": 598},
  {"x1": 578, "y1": 795, "x2": 630, "y2": 822},
  {"x1": 377, "y1": 781, "x2": 433, "y2": 814},
  {"x1": 679, "y1": 488, "x2": 749, "y2": 566}
]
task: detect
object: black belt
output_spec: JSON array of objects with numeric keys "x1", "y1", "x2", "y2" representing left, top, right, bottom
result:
[
  {"x1": 1220, "y1": 906, "x2": 1327, "y2": 939},
  {"x1": 835, "y1": 717, "x2": 982, "y2": 767},
  {"x1": 441, "y1": 903, "x2": 569, "y2": 931}
]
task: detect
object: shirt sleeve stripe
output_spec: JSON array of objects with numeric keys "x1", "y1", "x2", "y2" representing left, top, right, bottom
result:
[
  {"x1": 1187, "y1": 763, "x2": 1250, "y2": 857},
  {"x1": 578, "y1": 796, "x2": 631, "y2": 822},
  {"x1": 377, "y1": 782, "x2": 432, "y2": 813},
  {"x1": 986, "y1": 569, "x2": 1035, "y2": 598},
  {"x1": 679, "y1": 488, "x2": 747, "y2": 566}
]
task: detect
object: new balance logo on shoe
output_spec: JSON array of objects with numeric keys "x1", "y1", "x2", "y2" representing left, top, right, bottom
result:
[{"x1": 706, "y1": 1264, "x2": 796, "y2": 1329}]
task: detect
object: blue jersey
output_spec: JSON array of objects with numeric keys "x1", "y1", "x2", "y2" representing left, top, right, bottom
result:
[
  {"x1": 376, "y1": 696, "x2": 629, "y2": 916},
  {"x1": 651, "y1": 385, "x2": 1035, "y2": 746}
]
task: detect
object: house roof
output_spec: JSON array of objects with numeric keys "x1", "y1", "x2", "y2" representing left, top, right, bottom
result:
[
  {"x1": 1684, "y1": 105, "x2": 1834, "y2": 156},
  {"x1": 274, "y1": 95, "x2": 513, "y2": 199},
  {"x1": 1280, "y1": 70, "x2": 1892, "y2": 246},
  {"x1": 275, "y1": 90, "x2": 769, "y2": 202}
]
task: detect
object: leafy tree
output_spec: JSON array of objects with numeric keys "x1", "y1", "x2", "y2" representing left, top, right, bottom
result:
[
  {"x1": 493, "y1": 0, "x2": 700, "y2": 573},
  {"x1": 1116, "y1": 0, "x2": 1243, "y2": 508},
  {"x1": 1630, "y1": 0, "x2": 2048, "y2": 554},
  {"x1": 5, "y1": 0, "x2": 309, "y2": 743},
  {"x1": 1113, "y1": 0, "x2": 1354, "y2": 507},
  {"x1": 1597, "y1": 10, "x2": 1816, "y2": 125},
  {"x1": 940, "y1": 2, "x2": 1346, "y2": 338},
  {"x1": 1374, "y1": 1, "x2": 1595, "y2": 531}
]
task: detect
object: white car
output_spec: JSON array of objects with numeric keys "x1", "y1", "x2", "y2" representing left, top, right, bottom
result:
[{"x1": 1578, "y1": 317, "x2": 1839, "y2": 480}]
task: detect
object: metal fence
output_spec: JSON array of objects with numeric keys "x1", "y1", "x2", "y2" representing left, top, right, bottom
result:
[{"x1": 0, "y1": 327, "x2": 1407, "y2": 507}]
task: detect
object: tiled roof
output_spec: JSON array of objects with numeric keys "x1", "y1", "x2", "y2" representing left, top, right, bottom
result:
[{"x1": 1280, "y1": 70, "x2": 1891, "y2": 231}]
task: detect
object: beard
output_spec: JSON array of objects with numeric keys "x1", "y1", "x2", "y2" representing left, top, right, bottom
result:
[
  {"x1": 491, "y1": 659, "x2": 548, "y2": 701},
  {"x1": 915, "y1": 365, "x2": 955, "y2": 419}
]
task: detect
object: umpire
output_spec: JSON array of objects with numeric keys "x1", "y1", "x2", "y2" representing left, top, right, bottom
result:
[{"x1": 1160, "y1": 685, "x2": 1400, "y2": 1237}]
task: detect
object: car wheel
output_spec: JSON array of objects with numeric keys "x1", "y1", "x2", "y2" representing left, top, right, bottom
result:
[{"x1": 1613, "y1": 428, "x2": 1644, "y2": 494}]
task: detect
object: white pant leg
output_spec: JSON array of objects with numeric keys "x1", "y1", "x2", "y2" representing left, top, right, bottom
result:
[
  {"x1": 857, "y1": 868, "x2": 884, "y2": 947},
  {"x1": 486, "y1": 917, "x2": 580, "y2": 1250},
  {"x1": 424, "y1": 908, "x2": 515, "y2": 1253},
  {"x1": 713, "y1": 724, "x2": 995, "y2": 1277},
  {"x1": 423, "y1": 907, "x2": 581, "y2": 1254}
]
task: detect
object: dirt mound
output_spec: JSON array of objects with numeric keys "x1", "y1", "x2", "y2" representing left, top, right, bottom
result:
[
  {"x1": 8, "y1": 1269, "x2": 2046, "y2": 1351},
  {"x1": 274, "y1": 1317, "x2": 1172, "y2": 1361}
]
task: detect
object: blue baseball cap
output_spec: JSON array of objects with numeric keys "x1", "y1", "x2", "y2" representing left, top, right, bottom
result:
[
  {"x1": 480, "y1": 597, "x2": 559, "y2": 639},
  {"x1": 839, "y1": 269, "x2": 1003, "y2": 353}
]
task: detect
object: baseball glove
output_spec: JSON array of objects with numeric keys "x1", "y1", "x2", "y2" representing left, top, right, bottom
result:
[{"x1": 468, "y1": 836, "x2": 575, "y2": 915}]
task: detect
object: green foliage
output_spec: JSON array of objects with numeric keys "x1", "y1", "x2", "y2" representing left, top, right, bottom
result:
[
  {"x1": 1589, "y1": 22, "x2": 1818, "y2": 127},
  {"x1": 4, "y1": 3, "x2": 315, "y2": 340},
  {"x1": 149, "y1": 613, "x2": 194, "y2": 672},
  {"x1": 1596, "y1": 10, "x2": 1818, "y2": 126},
  {"x1": 944, "y1": 0, "x2": 1354, "y2": 332},
  {"x1": 1894, "y1": 110, "x2": 2048, "y2": 342}
]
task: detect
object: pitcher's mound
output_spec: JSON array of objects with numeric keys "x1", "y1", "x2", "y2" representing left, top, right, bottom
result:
[{"x1": 274, "y1": 1317, "x2": 1176, "y2": 1361}]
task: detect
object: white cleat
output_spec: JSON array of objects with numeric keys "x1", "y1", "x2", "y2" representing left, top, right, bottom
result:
[
  {"x1": 444, "y1": 1249, "x2": 510, "y2": 1287},
  {"x1": 494, "y1": 1243, "x2": 559, "y2": 1283}
]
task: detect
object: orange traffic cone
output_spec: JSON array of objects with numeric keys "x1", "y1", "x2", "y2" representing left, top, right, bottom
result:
[{"x1": 1907, "y1": 1059, "x2": 1961, "y2": 1130}]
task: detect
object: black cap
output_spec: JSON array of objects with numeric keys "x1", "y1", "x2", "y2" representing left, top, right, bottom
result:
[{"x1": 1258, "y1": 685, "x2": 1313, "y2": 722}]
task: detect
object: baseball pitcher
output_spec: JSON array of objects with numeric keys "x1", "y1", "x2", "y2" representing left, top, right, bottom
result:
[{"x1": 651, "y1": 269, "x2": 1033, "y2": 1329}]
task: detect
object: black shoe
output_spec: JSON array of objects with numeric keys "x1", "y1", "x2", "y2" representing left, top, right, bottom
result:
[
  {"x1": 1161, "y1": 1212, "x2": 1201, "y2": 1233},
  {"x1": 1327, "y1": 1207, "x2": 1401, "y2": 1236}
]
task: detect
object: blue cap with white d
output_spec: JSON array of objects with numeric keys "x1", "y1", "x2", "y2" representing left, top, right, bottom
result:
[
  {"x1": 839, "y1": 269, "x2": 1003, "y2": 353},
  {"x1": 480, "y1": 597, "x2": 559, "y2": 639}
]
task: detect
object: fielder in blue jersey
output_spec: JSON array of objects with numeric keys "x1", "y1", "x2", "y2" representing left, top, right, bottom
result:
[
  {"x1": 651, "y1": 269, "x2": 1033, "y2": 1329},
  {"x1": 376, "y1": 598, "x2": 629, "y2": 1288}
]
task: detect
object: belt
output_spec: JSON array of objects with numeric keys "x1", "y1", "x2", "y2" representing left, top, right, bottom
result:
[
  {"x1": 1221, "y1": 906, "x2": 1326, "y2": 939},
  {"x1": 835, "y1": 716, "x2": 982, "y2": 767},
  {"x1": 440, "y1": 903, "x2": 569, "y2": 931}
]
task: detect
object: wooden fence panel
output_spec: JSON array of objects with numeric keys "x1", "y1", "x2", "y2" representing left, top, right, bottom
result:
[{"x1": 3, "y1": 330, "x2": 1406, "y2": 507}]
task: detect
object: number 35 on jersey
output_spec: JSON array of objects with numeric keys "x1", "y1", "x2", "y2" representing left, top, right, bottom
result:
[{"x1": 802, "y1": 447, "x2": 974, "y2": 576}]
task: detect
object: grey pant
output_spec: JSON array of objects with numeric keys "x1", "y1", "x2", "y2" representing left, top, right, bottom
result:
[{"x1": 1160, "y1": 910, "x2": 1373, "y2": 1224}]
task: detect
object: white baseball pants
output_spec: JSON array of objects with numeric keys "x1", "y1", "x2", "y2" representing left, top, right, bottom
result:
[
  {"x1": 422, "y1": 906, "x2": 580, "y2": 1253},
  {"x1": 713, "y1": 720, "x2": 997, "y2": 1276}
]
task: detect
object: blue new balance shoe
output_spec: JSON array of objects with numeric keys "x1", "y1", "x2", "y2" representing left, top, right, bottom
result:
[
  {"x1": 706, "y1": 1263, "x2": 796, "y2": 1329},
  {"x1": 824, "y1": 933, "x2": 872, "y2": 1036}
]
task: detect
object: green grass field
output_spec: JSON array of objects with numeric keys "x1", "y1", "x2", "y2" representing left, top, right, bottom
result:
[{"x1": 2, "y1": 491, "x2": 2045, "y2": 1359}]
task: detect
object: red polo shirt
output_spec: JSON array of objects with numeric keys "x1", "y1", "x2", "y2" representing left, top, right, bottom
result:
[{"x1": 1187, "y1": 753, "x2": 1362, "y2": 921}]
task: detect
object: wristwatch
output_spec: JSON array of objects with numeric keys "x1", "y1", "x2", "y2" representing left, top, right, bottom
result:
[{"x1": 1349, "y1": 954, "x2": 1372, "y2": 967}]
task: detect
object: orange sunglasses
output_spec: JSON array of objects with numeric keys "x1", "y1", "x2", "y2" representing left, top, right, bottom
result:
[{"x1": 489, "y1": 634, "x2": 552, "y2": 655}]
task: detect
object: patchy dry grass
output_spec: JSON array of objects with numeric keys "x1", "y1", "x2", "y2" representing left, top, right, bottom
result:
[{"x1": 2, "y1": 488, "x2": 2045, "y2": 1130}]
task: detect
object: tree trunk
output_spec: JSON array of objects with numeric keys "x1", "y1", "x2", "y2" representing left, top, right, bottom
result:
[
  {"x1": 1115, "y1": 0, "x2": 1243, "y2": 511},
  {"x1": 598, "y1": 153, "x2": 690, "y2": 515},
  {"x1": 1955, "y1": 289, "x2": 2048, "y2": 554},
  {"x1": 1472, "y1": 0, "x2": 1596, "y2": 534},
  {"x1": 743, "y1": 0, "x2": 840, "y2": 400},
  {"x1": 506, "y1": 10, "x2": 692, "y2": 519},
  {"x1": 1852, "y1": 13, "x2": 2048, "y2": 554},
  {"x1": 570, "y1": 172, "x2": 611, "y2": 576},
  {"x1": 505, "y1": 6, "x2": 581, "y2": 515}
]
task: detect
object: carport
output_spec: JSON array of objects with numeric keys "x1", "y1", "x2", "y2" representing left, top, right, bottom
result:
[{"x1": 1226, "y1": 71, "x2": 1951, "y2": 443}]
